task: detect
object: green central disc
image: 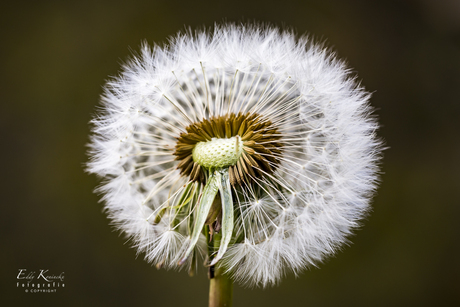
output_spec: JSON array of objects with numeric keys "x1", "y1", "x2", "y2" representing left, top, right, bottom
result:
[{"x1": 192, "y1": 136, "x2": 243, "y2": 169}]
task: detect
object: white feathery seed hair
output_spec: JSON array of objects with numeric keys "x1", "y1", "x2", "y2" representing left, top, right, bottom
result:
[{"x1": 87, "y1": 23, "x2": 381, "y2": 287}]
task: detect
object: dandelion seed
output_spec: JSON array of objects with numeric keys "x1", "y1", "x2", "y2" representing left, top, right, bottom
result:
[{"x1": 87, "y1": 23, "x2": 382, "y2": 290}]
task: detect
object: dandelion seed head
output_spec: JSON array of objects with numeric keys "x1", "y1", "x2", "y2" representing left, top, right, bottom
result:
[{"x1": 87, "y1": 23, "x2": 382, "y2": 287}]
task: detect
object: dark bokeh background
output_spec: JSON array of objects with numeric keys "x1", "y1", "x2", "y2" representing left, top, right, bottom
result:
[{"x1": 2, "y1": 0, "x2": 459, "y2": 306}]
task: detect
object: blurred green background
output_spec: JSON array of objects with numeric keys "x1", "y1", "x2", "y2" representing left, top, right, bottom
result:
[{"x1": 2, "y1": 0, "x2": 459, "y2": 306}]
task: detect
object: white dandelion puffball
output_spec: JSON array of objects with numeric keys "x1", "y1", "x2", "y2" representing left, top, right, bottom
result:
[{"x1": 87, "y1": 24, "x2": 381, "y2": 287}]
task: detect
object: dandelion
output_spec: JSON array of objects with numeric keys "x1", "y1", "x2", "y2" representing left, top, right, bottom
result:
[{"x1": 87, "y1": 23, "x2": 382, "y2": 306}]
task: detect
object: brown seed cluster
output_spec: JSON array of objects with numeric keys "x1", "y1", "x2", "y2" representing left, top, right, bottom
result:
[{"x1": 173, "y1": 113, "x2": 283, "y2": 186}]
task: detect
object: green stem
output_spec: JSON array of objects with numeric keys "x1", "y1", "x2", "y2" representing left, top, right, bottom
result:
[{"x1": 209, "y1": 265, "x2": 233, "y2": 307}]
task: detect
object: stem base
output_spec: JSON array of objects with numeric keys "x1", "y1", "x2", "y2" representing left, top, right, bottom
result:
[{"x1": 209, "y1": 266, "x2": 233, "y2": 307}]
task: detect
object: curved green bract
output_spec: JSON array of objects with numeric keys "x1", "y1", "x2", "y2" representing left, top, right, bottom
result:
[
  {"x1": 210, "y1": 169, "x2": 234, "y2": 266},
  {"x1": 179, "y1": 172, "x2": 221, "y2": 265}
]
